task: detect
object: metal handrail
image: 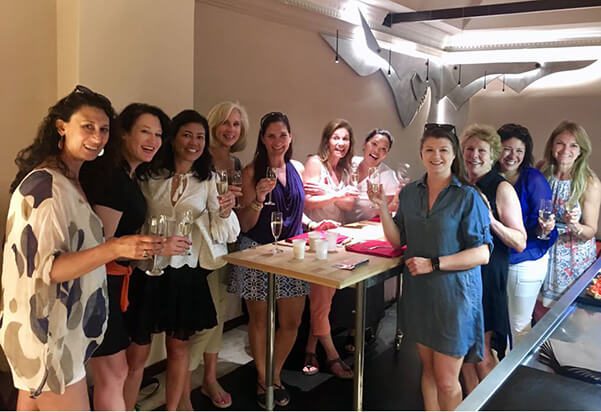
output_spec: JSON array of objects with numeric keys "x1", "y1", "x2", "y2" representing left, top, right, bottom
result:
[{"x1": 457, "y1": 256, "x2": 601, "y2": 411}]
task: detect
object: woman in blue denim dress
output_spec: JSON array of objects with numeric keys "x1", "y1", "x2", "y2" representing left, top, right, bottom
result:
[{"x1": 373, "y1": 124, "x2": 493, "y2": 410}]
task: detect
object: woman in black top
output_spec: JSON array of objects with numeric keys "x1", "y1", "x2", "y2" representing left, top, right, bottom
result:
[{"x1": 80, "y1": 103, "x2": 176, "y2": 410}]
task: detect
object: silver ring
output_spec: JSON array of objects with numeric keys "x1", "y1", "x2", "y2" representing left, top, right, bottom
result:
[{"x1": 143, "y1": 250, "x2": 149, "y2": 259}]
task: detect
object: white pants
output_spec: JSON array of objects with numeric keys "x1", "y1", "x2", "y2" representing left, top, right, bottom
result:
[{"x1": 506, "y1": 252, "x2": 550, "y2": 342}]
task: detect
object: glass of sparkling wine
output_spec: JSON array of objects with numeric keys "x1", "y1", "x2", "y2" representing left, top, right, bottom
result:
[
  {"x1": 178, "y1": 209, "x2": 194, "y2": 255},
  {"x1": 216, "y1": 170, "x2": 229, "y2": 196},
  {"x1": 397, "y1": 162, "x2": 411, "y2": 185},
  {"x1": 265, "y1": 167, "x2": 277, "y2": 206},
  {"x1": 146, "y1": 215, "x2": 167, "y2": 276},
  {"x1": 270, "y1": 211, "x2": 283, "y2": 254},
  {"x1": 537, "y1": 199, "x2": 554, "y2": 240},
  {"x1": 367, "y1": 167, "x2": 380, "y2": 208},
  {"x1": 350, "y1": 163, "x2": 359, "y2": 188},
  {"x1": 229, "y1": 170, "x2": 242, "y2": 209}
]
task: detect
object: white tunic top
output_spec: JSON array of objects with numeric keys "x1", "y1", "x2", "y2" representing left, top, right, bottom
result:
[{"x1": 0, "y1": 168, "x2": 108, "y2": 395}]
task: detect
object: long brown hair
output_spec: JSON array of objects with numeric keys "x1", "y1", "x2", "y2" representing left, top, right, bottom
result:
[
  {"x1": 540, "y1": 120, "x2": 595, "y2": 205},
  {"x1": 317, "y1": 119, "x2": 354, "y2": 181}
]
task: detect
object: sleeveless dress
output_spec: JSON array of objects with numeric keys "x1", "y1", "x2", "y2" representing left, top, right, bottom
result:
[
  {"x1": 81, "y1": 166, "x2": 146, "y2": 357},
  {"x1": 228, "y1": 162, "x2": 309, "y2": 300},
  {"x1": 477, "y1": 170, "x2": 511, "y2": 355},
  {"x1": 540, "y1": 176, "x2": 596, "y2": 305}
]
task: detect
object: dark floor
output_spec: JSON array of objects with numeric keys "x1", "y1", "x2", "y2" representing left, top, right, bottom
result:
[{"x1": 186, "y1": 305, "x2": 425, "y2": 411}]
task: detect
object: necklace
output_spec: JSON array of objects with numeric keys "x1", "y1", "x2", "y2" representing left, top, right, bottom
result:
[{"x1": 171, "y1": 172, "x2": 189, "y2": 204}]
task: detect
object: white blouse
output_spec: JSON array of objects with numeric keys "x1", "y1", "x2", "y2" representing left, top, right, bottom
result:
[
  {"x1": 346, "y1": 156, "x2": 399, "y2": 222},
  {"x1": 139, "y1": 171, "x2": 240, "y2": 271}
]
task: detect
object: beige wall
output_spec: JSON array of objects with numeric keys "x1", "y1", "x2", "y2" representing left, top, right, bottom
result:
[
  {"x1": 194, "y1": 0, "x2": 428, "y2": 176},
  {"x1": 0, "y1": 1, "x2": 58, "y2": 239},
  {"x1": 77, "y1": 0, "x2": 195, "y2": 114}
]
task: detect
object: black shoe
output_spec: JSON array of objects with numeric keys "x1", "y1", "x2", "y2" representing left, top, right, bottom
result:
[
  {"x1": 274, "y1": 384, "x2": 290, "y2": 407},
  {"x1": 256, "y1": 383, "x2": 267, "y2": 410}
]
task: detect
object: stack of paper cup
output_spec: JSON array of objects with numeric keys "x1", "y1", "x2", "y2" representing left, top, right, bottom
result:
[
  {"x1": 292, "y1": 239, "x2": 306, "y2": 260},
  {"x1": 326, "y1": 230, "x2": 338, "y2": 252},
  {"x1": 308, "y1": 232, "x2": 322, "y2": 252},
  {"x1": 314, "y1": 239, "x2": 328, "y2": 260}
]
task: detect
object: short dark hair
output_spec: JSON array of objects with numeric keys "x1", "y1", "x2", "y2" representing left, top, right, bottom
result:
[
  {"x1": 496, "y1": 123, "x2": 534, "y2": 170},
  {"x1": 365, "y1": 128, "x2": 394, "y2": 148}
]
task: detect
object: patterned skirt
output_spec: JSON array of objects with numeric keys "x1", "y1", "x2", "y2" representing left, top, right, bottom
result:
[{"x1": 227, "y1": 236, "x2": 309, "y2": 301}]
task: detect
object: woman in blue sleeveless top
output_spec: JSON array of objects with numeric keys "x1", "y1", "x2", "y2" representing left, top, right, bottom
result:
[{"x1": 228, "y1": 112, "x2": 307, "y2": 408}]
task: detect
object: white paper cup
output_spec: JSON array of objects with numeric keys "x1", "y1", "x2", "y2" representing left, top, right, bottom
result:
[
  {"x1": 308, "y1": 232, "x2": 322, "y2": 252},
  {"x1": 292, "y1": 239, "x2": 306, "y2": 260},
  {"x1": 326, "y1": 230, "x2": 338, "y2": 251},
  {"x1": 314, "y1": 239, "x2": 328, "y2": 260}
]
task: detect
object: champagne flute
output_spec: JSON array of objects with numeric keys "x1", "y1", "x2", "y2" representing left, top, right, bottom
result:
[
  {"x1": 367, "y1": 167, "x2": 380, "y2": 208},
  {"x1": 146, "y1": 215, "x2": 167, "y2": 276},
  {"x1": 397, "y1": 162, "x2": 411, "y2": 185},
  {"x1": 265, "y1": 167, "x2": 277, "y2": 206},
  {"x1": 350, "y1": 163, "x2": 359, "y2": 188},
  {"x1": 270, "y1": 211, "x2": 283, "y2": 254},
  {"x1": 537, "y1": 199, "x2": 554, "y2": 240},
  {"x1": 216, "y1": 170, "x2": 229, "y2": 196},
  {"x1": 229, "y1": 170, "x2": 242, "y2": 209},
  {"x1": 178, "y1": 209, "x2": 194, "y2": 255}
]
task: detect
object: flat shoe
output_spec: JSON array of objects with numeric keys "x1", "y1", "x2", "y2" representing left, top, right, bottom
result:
[
  {"x1": 201, "y1": 381, "x2": 233, "y2": 409},
  {"x1": 302, "y1": 352, "x2": 320, "y2": 376}
]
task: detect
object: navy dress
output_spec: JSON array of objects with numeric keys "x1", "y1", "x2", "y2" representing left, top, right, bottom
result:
[
  {"x1": 394, "y1": 175, "x2": 492, "y2": 361},
  {"x1": 477, "y1": 170, "x2": 511, "y2": 356}
]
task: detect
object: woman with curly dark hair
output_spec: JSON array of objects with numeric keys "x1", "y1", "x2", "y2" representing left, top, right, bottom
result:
[{"x1": 0, "y1": 86, "x2": 161, "y2": 410}]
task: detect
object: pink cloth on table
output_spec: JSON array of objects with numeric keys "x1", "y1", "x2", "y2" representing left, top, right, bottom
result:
[
  {"x1": 345, "y1": 240, "x2": 405, "y2": 258},
  {"x1": 369, "y1": 215, "x2": 381, "y2": 222},
  {"x1": 286, "y1": 231, "x2": 348, "y2": 244}
]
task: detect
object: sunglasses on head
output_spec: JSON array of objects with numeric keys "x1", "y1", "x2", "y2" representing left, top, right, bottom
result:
[
  {"x1": 424, "y1": 123, "x2": 457, "y2": 137},
  {"x1": 260, "y1": 111, "x2": 288, "y2": 129}
]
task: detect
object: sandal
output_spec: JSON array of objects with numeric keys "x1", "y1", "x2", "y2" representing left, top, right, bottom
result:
[
  {"x1": 274, "y1": 383, "x2": 290, "y2": 407},
  {"x1": 326, "y1": 358, "x2": 354, "y2": 380},
  {"x1": 256, "y1": 383, "x2": 267, "y2": 410},
  {"x1": 302, "y1": 352, "x2": 320, "y2": 376},
  {"x1": 201, "y1": 381, "x2": 233, "y2": 409}
]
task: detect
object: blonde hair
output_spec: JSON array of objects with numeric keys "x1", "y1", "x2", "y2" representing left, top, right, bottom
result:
[
  {"x1": 460, "y1": 123, "x2": 502, "y2": 163},
  {"x1": 206, "y1": 101, "x2": 249, "y2": 153},
  {"x1": 540, "y1": 120, "x2": 596, "y2": 206}
]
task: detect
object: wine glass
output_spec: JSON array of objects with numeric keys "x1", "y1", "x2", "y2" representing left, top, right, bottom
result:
[
  {"x1": 178, "y1": 209, "x2": 194, "y2": 255},
  {"x1": 367, "y1": 167, "x2": 380, "y2": 208},
  {"x1": 216, "y1": 170, "x2": 229, "y2": 197},
  {"x1": 396, "y1": 162, "x2": 411, "y2": 185},
  {"x1": 229, "y1": 170, "x2": 242, "y2": 209},
  {"x1": 350, "y1": 163, "x2": 359, "y2": 188},
  {"x1": 537, "y1": 199, "x2": 554, "y2": 240},
  {"x1": 270, "y1": 211, "x2": 283, "y2": 254},
  {"x1": 146, "y1": 215, "x2": 167, "y2": 276},
  {"x1": 265, "y1": 167, "x2": 277, "y2": 206}
]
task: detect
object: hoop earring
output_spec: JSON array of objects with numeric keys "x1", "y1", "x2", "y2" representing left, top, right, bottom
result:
[
  {"x1": 98, "y1": 148, "x2": 105, "y2": 157},
  {"x1": 58, "y1": 135, "x2": 64, "y2": 150}
]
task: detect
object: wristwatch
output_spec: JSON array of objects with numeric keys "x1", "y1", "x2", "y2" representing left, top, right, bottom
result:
[{"x1": 431, "y1": 257, "x2": 440, "y2": 271}]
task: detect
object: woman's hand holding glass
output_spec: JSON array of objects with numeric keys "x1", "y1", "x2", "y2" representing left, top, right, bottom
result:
[
  {"x1": 537, "y1": 199, "x2": 555, "y2": 240},
  {"x1": 107, "y1": 234, "x2": 163, "y2": 261},
  {"x1": 218, "y1": 190, "x2": 236, "y2": 218},
  {"x1": 255, "y1": 176, "x2": 277, "y2": 204}
]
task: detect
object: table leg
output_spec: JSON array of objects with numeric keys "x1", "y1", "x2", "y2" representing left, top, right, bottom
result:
[
  {"x1": 353, "y1": 280, "x2": 366, "y2": 411},
  {"x1": 395, "y1": 272, "x2": 403, "y2": 351},
  {"x1": 265, "y1": 272, "x2": 276, "y2": 411}
]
